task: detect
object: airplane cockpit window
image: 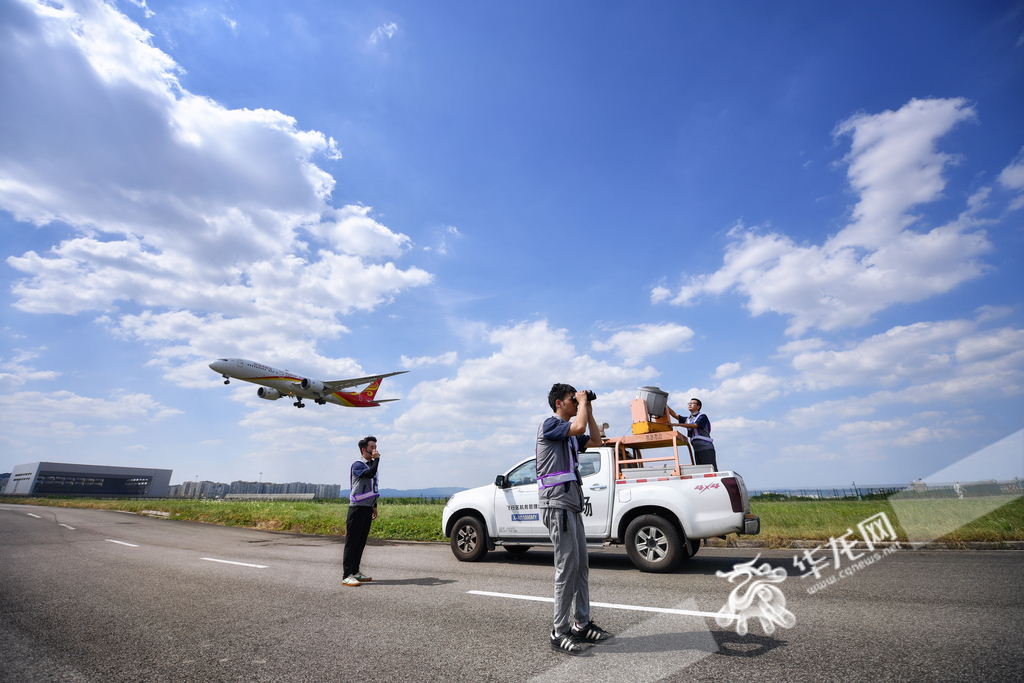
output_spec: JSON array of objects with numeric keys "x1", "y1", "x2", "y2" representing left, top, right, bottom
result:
[{"x1": 507, "y1": 461, "x2": 537, "y2": 487}]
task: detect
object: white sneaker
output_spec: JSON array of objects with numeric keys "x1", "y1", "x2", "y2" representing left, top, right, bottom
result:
[{"x1": 342, "y1": 575, "x2": 362, "y2": 587}]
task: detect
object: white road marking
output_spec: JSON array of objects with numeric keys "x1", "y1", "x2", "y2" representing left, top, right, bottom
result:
[
  {"x1": 106, "y1": 539, "x2": 139, "y2": 547},
  {"x1": 59, "y1": 523, "x2": 76, "y2": 530},
  {"x1": 200, "y1": 558, "x2": 268, "y2": 569},
  {"x1": 26, "y1": 513, "x2": 41, "y2": 518},
  {"x1": 467, "y1": 590, "x2": 737, "y2": 620}
]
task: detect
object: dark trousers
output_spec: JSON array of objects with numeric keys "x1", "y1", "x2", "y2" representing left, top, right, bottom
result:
[
  {"x1": 694, "y1": 444, "x2": 718, "y2": 472},
  {"x1": 343, "y1": 505, "x2": 374, "y2": 577}
]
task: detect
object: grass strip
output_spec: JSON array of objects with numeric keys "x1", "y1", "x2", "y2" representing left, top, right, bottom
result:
[
  {"x1": 4, "y1": 496, "x2": 1021, "y2": 545},
  {"x1": 4, "y1": 498, "x2": 447, "y2": 541}
]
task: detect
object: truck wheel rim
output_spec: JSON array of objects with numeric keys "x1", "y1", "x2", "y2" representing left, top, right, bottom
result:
[
  {"x1": 636, "y1": 526, "x2": 668, "y2": 562},
  {"x1": 457, "y1": 525, "x2": 478, "y2": 553}
]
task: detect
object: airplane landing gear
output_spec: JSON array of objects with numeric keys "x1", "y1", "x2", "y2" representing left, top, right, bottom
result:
[
  {"x1": 293, "y1": 399, "x2": 305, "y2": 408},
  {"x1": 315, "y1": 398, "x2": 326, "y2": 405},
  {"x1": 222, "y1": 375, "x2": 230, "y2": 384}
]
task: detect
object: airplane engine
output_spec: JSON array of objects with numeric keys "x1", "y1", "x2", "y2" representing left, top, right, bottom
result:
[
  {"x1": 300, "y1": 378, "x2": 325, "y2": 394},
  {"x1": 257, "y1": 387, "x2": 282, "y2": 400}
]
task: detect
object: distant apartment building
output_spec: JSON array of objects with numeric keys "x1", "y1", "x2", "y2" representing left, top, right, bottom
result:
[{"x1": 166, "y1": 479, "x2": 341, "y2": 499}]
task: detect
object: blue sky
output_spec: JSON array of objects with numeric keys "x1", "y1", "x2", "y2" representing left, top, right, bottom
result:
[{"x1": 2, "y1": 0, "x2": 1023, "y2": 491}]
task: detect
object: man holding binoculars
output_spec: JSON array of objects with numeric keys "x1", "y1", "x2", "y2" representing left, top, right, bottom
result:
[{"x1": 536, "y1": 383, "x2": 614, "y2": 655}]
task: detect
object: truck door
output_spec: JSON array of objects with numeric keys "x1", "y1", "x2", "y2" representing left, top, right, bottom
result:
[
  {"x1": 580, "y1": 448, "x2": 612, "y2": 537},
  {"x1": 493, "y1": 459, "x2": 541, "y2": 538}
]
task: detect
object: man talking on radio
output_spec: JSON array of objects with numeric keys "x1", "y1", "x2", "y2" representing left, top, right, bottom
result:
[
  {"x1": 342, "y1": 436, "x2": 380, "y2": 587},
  {"x1": 537, "y1": 383, "x2": 614, "y2": 655}
]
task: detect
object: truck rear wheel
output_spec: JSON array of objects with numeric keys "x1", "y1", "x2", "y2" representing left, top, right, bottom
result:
[
  {"x1": 450, "y1": 515, "x2": 488, "y2": 562},
  {"x1": 625, "y1": 515, "x2": 683, "y2": 573}
]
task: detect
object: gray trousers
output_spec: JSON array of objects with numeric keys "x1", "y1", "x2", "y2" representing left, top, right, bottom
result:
[{"x1": 542, "y1": 507, "x2": 590, "y2": 636}]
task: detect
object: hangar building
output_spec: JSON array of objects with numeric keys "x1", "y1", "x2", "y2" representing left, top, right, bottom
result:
[{"x1": 2, "y1": 462, "x2": 172, "y2": 498}]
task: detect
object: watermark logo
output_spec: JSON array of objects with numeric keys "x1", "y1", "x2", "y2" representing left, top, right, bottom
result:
[
  {"x1": 716, "y1": 555, "x2": 796, "y2": 636},
  {"x1": 794, "y1": 511, "x2": 901, "y2": 595}
]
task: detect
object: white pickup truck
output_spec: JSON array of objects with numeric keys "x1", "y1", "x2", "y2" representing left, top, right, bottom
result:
[{"x1": 441, "y1": 445, "x2": 760, "y2": 572}]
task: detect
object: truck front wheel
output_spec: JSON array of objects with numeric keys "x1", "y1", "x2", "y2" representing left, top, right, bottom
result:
[
  {"x1": 625, "y1": 515, "x2": 683, "y2": 573},
  {"x1": 450, "y1": 515, "x2": 488, "y2": 562}
]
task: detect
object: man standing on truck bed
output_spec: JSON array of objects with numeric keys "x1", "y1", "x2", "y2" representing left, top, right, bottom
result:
[
  {"x1": 671, "y1": 398, "x2": 717, "y2": 472},
  {"x1": 537, "y1": 383, "x2": 614, "y2": 655}
]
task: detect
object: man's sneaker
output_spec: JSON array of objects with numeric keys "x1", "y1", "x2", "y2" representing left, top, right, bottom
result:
[
  {"x1": 571, "y1": 621, "x2": 614, "y2": 644},
  {"x1": 550, "y1": 630, "x2": 591, "y2": 656},
  {"x1": 342, "y1": 575, "x2": 362, "y2": 587},
  {"x1": 353, "y1": 573, "x2": 372, "y2": 582}
]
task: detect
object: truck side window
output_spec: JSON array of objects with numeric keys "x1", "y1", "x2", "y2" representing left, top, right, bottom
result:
[
  {"x1": 507, "y1": 461, "x2": 537, "y2": 487},
  {"x1": 578, "y1": 452, "x2": 601, "y2": 478}
]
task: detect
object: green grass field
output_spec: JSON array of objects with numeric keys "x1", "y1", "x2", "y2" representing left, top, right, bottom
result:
[
  {"x1": 4, "y1": 496, "x2": 1021, "y2": 545},
  {"x1": 751, "y1": 497, "x2": 1024, "y2": 546}
]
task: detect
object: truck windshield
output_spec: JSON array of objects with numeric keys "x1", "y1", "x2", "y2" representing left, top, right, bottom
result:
[
  {"x1": 579, "y1": 451, "x2": 601, "y2": 477},
  {"x1": 507, "y1": 461, "x2": 537, "y2": 487}
]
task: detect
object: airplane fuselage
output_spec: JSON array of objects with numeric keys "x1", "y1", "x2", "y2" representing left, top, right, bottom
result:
[{"x1": 208, "y1": 358, "x2": 397, "y2": 408}]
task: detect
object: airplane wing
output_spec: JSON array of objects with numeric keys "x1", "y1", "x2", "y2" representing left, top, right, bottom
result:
[{"x1": 322, "y1": 371, "x2": 408, "y2": 391}]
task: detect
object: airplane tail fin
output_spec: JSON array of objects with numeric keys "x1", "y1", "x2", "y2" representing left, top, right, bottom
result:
[{"x1": 359, "y1": 378, "x2": 383, "y2": 400}]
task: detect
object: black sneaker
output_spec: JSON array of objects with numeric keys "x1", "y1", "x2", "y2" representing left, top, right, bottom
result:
[
  {"x1": 550, "y1": 630, "x2": 591, "y2": 656},
  {"x1": 571, "y1": 621, "x2": 614, "y2": 644}
]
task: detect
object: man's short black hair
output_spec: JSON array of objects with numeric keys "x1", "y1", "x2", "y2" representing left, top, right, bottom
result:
[
  {"x1": 690, "y1": 398, "x2": 702, "y2": 409},
  {"x1": 548, "y1": 383, "x2": 576, "y2": 412},
  {"x1": 358, "y1": 436, "x2": 377, "y2": 451}
]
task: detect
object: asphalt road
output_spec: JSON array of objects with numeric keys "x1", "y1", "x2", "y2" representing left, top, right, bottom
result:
[{"x1": 1, "y1": 503, "x2": 1021, "y2": 683}]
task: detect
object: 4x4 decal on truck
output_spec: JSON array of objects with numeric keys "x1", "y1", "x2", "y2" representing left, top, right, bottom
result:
[{"x1": 695, "y1": 483, "x2": 720, "y2": 493}]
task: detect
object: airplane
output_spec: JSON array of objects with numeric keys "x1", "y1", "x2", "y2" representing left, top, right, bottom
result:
[{"x1": 208, "y1": 358, "x2": 407, "y2": 409}]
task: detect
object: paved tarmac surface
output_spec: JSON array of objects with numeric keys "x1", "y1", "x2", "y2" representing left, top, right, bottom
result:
[{"x1": 1, "y1": 503, "x2": 1021, "y2": 682}]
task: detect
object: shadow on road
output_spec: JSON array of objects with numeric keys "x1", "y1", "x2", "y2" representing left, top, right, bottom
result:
[
  {"x1": 368, "y1": 577, "x2": 457, "y2": 587},
  {"x1": 475, "y1": 548, "x2": 778, "y2": 576},
  {"x1": 710, "y1": 629, "x2": 788, "y2": 658}
]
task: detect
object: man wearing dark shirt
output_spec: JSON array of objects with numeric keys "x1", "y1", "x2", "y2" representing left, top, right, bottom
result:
[
  {"x1": 537, "y1": 383, "x2": 614, "y2": 655},
  {"x1": 672, "y1": 398, "x2": 717, "y2": 471},
  {"x1": 343, "y1": 436, "x2": 380, "y2": 587}
]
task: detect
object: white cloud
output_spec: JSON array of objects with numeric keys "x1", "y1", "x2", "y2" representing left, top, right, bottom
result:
[
  {"x1": 389, "y1": 320, "x2": 659, "y2": 485},
  {"x1": 956, "y1": 327, "x2": 1024, "y2": 363},
  {"x1": 400, "y1": 352, "x2": 458, "y2": 369},
  {"x1": 681, "y1": 369, "x2": 786, "y2": 413},
  {"x1": 714, "y1": 416, "x2": 778, "y2": 434},
  {"x1": 307, "y1": 206, "x2": 412, "y2": 258},
  {"x1": 0, "y1": 348, "x2": 62, "y2": 386},
  {"x1": 826, "y1": 419, "x2": 910, "y2": 437},
  {"x1": 591, "y1": 323, "x2": 694, "y2": 366},
  {"x1": 0, "y1": 387, "x2": 180, "y2": 449},
  {"x1": 125, "y1": 0, "x2": 155, "y2": 19},
  {"x1": 998, "y1": 147, "x2": 1024, "y2": 211},
  {"x1": 655, "y1": 98, "x2": 994, "y2": 336},
  {"x1": 369, "y1": 22, "x2": 397, "y2": 44},
  {"x1": 0, "y1": 0, "x2": 431, "y2": 384},
  {"x1": 790, "y1": 319, "x2": 974, "y2": 390},
  {"x1": 713, "y1": 362, "x2": 740, "y2": 379}
]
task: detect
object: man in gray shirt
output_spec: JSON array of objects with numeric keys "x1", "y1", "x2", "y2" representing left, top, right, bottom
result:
[{"x1": 537, "y1": 383, "x2": 614, "y2": 655}]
